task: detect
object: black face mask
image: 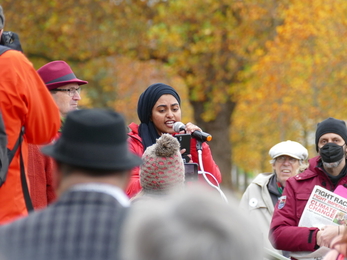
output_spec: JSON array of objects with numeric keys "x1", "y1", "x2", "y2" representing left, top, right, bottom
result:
[{"x1": 319, "y1": 143, "x2": 345, "y2": 163}]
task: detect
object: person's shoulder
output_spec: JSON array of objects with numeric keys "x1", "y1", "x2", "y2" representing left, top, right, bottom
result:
[
  {"x1": 0, "y1": 49, "x2": 32, "y2": 68},
  {"x1": 0, "y1": 210, "x2": 38, "y2": 233},
  {"x1": 242, "y1": 173, "x2": 272, "y2": 194},
  {"x1": 252, "y1": 172, "x2": 273, "y2": 184},
  {"x1": 1, "y1": 48, "x2": 26, "y2": 60},
  {"x1": 128, "y1": 123, "x2": 142, "y2": 147},
  {"x1": 308, "y1": 156, "x2": 320, "y2": 166},
  {"x1": 128, "y1": 122, "x2": 139, "y2": 135},
  {"x1": 290, "y1": 156, "x2": 320, "y2": 183}
]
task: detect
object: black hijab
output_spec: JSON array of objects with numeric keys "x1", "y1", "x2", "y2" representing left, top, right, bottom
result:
[{"x1": 137, "y1": 83, "x2": 181, "y2": 150}]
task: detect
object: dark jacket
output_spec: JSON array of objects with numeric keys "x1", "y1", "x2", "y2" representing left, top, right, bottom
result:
[
  {"x1": 270, "y1": 156, "x2": 347, "y2": 252},
  {"x1": 0, "y1": 188, "x2": 129, "y2": 260}
]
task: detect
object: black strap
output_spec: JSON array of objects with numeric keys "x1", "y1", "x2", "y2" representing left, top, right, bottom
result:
[
  {"x1": 0, "y1": 124, "x2": 25, "y2": 187},
  {"x1": 7, "y1": 128, "x2": 23, "y2": 163},
  {"x1": 17, "y1": 127, "x2": 34, "y2": 212}
]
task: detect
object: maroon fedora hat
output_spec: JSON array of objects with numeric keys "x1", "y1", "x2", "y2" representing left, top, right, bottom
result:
[{"x1": 37, "y1": 60, "x2": 88, "y2": 90}]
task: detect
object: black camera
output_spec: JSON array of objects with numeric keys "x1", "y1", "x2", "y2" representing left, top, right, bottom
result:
[
  {"x1": 174, "y1": 134, "x2": 191, "y2": 163},
  {"x1": 0, "y1": 31, "x2": 23, "y2": 52},
  {"x1": 0, "y1": 31, "x2": 13, "y2": 45}
]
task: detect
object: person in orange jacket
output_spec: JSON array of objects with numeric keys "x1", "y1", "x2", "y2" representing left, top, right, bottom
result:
[{"x1": 0, "y1": 5, "x2": 60, "y2": 224}]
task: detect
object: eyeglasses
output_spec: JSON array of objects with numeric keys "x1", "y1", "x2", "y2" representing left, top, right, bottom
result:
[
  {"x1": 275, "y1": 156, "x2": 298, "y2": 164},
  {"x1": 54, "y1": 88, "x2": 81, "y2": 97}
]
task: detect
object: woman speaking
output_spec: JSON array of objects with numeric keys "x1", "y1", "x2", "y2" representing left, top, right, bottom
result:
[{"x1": 126, "y1": 83, "x2": 221, "y2": 198}]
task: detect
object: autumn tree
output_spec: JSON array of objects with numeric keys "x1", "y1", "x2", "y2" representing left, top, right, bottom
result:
[
  {"x1": 233, "y1": 0, "x2": 347, "y2": 175},
  {"x1": 1, "y1": 0, "x2": 287, "y2": 188},
  {"x1": 136, "y1": 0, "x2": 286, "y2": 187}
]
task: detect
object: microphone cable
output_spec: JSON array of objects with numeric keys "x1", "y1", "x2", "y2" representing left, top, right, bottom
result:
[{"x1": 197, "y1": 149, "x2": 228, "y2": 203}]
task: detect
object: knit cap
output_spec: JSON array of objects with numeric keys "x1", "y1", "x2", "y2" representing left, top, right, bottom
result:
[
  {"x1": 315, "y1": 117, "x2": 347, "y2": 151},
  {"x1": 140, "y1": 134, "x2": 185, "y2": 194}
]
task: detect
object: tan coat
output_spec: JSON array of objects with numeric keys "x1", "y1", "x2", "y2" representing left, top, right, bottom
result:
[{"x1": 239, "y1": 173, "x2": 283, "y2": 255}]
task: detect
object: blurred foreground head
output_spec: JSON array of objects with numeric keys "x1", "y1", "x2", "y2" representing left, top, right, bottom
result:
[
  {"x1": 42, "y1": 108, "x2": 142, "y2": 172},
  {"x1": 122, "y1": 185, "x2": 263, "y2": 260}
]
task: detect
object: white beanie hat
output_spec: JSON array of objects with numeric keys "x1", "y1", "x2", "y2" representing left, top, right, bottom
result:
[{"x1": 269, "y1": 140, "x2": 308, "y2": 160}]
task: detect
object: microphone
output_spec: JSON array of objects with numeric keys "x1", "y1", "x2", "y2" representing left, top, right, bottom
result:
[
  {"x1": 173, "y1": 122, "x2": 212, "y2": 142},
  {"x1": 173, "y1": 122, "x2": 186, "y2": 133}
]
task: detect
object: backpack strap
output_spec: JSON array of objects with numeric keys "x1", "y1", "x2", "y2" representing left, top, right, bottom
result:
[
  {"x1": 7, "y1": 127, "x2": 23, "y2": 163},
  {"x1": 19, "y1": 126, "x2": 34, "y2": 212},
  {"x1": 0, "y1": 113, "x2": 9, "y2": 186},
  {"x1": 0, "y1": 124, "x2": 24, "y2": 186},
  {"x1": 0, "y1": 45, "x2": 11, "y2": 56},
  {"x1": 17, "y1": 127, "x2": 34, "y2": 212}
]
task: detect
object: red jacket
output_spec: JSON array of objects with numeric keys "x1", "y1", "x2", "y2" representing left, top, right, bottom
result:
[
  {"x1": 27, "y1": 144, "x2": 56, "y2": 210},
  {"x1": 0, "y1": 50, "x2": 60, "y2": 224},
  {"x1": 126, "y1": 122, "x2": 222, "y2": 198},
  {"x1": 27, "y1": 132, "x2": 61, "y2": 210},
  {"x1": 270, "y1": 156, "x2": 347, "y2": 252}
]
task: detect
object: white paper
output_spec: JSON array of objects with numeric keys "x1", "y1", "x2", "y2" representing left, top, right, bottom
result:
[{"x1": 290, "y1": 185, "x2": 347, "y2": 259}]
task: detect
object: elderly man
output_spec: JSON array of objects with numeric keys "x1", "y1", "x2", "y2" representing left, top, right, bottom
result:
[
  {"x1": 240, "y1": 140, "x2": 308, "y2": 256},
  {"x1": 0, "y1": 109, "x2": 142, "y2": 260},
  {"x1": 270, "y1": 117, "x2": 347, "y2": 259},
  {"x1": 0, "y1": 5, "x2": 60, "y2": 224},
  {"x1": 27, "y1": 61, "x2": 88, "y2": 209},
  {"x1": 37, "y1": 60, "x2": 87, "y2": 118}
]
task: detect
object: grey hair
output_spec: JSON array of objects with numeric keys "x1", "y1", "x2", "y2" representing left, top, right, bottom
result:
[
  {"x1": 270, "y1": 159, "x2": 309, "y2": 174},
  {"x1": 121, "y1": 185, "x2": 264, "y2": 260},
  {"x1": 269, "y1": 158, "x2": 305, "y2": 166}
]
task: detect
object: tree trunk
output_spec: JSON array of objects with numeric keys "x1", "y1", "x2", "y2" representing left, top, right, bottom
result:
[{"x1": 190, "y1": 100, "x2": 236, "y2": 190}]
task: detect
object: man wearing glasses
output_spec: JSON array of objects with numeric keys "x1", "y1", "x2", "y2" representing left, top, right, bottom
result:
[
  {"x1": 38, "y1": 60, "x2": 87, "y2": 118},
  {"x1": 26, "y1": 61, "x2": 88, "y2": 210},
  {"x1": 270, "y1": 118, "x2": 347, "y2": 258},
  {"x1": 240, "y1": 140, "x2": 308, "y2": 257}
]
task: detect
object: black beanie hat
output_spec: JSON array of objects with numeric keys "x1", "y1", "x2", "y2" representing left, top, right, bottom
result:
[{"x1": 315, "y1": 117, "x2": 347, "y2": 152}]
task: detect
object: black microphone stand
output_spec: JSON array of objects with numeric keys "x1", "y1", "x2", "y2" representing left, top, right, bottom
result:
[{"x1": 196, "y1": 139, "x2": 203, "y2": 152}]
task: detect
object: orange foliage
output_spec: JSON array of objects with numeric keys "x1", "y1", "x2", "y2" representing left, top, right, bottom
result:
[
  {"x1": 3, "y1": 0, "x2": 347, "y2": 181},
  {"x1": 233, "y1": 0, "x2": 347, "y2": 174}
]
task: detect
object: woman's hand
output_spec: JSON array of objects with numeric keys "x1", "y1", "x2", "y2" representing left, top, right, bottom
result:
[
  {"x1": 180, "y1": 148, "x2": 192, "y2": 163},
  {"x1": 184, "y1": 122, "x2": 202, "y2": 134}
]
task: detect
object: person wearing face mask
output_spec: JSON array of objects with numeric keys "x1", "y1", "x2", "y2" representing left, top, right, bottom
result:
[{"x1": 270, "y1": 117, "x2": 347, "y2": 259}]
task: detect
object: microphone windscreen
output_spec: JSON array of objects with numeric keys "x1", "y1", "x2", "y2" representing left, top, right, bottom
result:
[{"x1": 173, "y1": 122, "x2": 185, "y2": 133}]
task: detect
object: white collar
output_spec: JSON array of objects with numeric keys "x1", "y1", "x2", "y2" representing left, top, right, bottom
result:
[{"x1": 70, "y1": 183, "x2": 130, "y2": 207}]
